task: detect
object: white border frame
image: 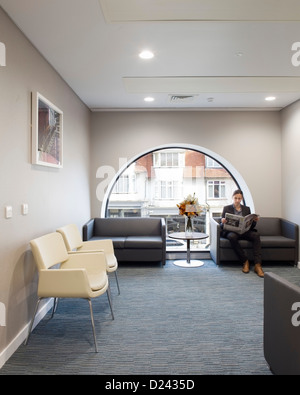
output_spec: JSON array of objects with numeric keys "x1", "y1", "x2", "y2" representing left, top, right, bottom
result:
[{"x1": 32, "y1": 92, "x2": 63, "y2": 168}]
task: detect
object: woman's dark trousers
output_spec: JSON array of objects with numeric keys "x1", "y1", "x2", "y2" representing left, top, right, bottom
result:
[{"x1": 226, "y1": 230, "x2": 262, "y2": 264}]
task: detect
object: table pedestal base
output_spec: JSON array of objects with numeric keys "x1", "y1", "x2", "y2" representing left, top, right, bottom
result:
[
  {"x1": 168, "y1": 232, "x2": 208, "y2": 269},
  {"x1": 173, "y1": 260, "x2": 205, "y2": 268}
]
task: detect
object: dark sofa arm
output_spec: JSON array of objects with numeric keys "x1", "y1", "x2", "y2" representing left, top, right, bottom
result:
[
  {"x1": 281, "y1": 218, "x2": 299, "y2": 240},
  {"x1": 160, "y1": 218, "x2": 166, "y2": 265},
  {"x1": 82, "y1": 219, "x2": 95, "y2": 241},
  {"x1": 160, "y1": 217, "x2": 166, "y2": 237},
  {"x1": 281, "y1": 218, "x2": 299, "y2": 263},
  {"x1": 210, "y1": 217, "x2": 221, "y2": 265}
]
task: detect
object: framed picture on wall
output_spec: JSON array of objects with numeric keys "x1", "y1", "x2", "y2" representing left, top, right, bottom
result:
[{"x1": 32, "y1": 91, "x2": 63, "y2": 168}]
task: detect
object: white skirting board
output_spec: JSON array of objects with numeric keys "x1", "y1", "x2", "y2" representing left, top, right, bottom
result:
[{"x1": 0, "y1": 299, "x2": 53, "y2": 369}]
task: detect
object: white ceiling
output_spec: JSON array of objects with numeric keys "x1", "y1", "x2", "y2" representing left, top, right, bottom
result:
[{"x1": 1, "y1": 0, "x2": 300, "y2": 111}]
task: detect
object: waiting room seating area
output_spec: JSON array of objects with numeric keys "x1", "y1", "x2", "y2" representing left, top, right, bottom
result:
[
  {"x1": 27, "y1": 218, "x2": 167, "y2": 351},
  {"x1": 57, "y1": 224, "x2": 120, "y2": 294},
  {"x1": 210, "y1": 216, "x2": 299, "y2": 266},
  {"x1": 27, "y1": 225, "x2": 118, "y2": 352},
  {"x1": 26, "y1": 216, "x2": 300, "y2": 373}
]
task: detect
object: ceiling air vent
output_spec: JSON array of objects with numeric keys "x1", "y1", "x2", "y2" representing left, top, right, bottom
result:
[{"x1": 169, "y1": 95, "x2": 197, "y2": 103}]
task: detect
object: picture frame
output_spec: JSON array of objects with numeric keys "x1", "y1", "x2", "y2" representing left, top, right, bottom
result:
[{"x1": 32, "y1": 91, "x2": 63, "y2": 168}]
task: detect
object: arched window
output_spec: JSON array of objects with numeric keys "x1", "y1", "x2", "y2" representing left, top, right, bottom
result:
[{"x1": 101, "y1": 144, "x2": 253, "y2": 252}]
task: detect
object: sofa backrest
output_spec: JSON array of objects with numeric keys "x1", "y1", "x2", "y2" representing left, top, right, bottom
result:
[
  {"x1": 255, "y1": 217, "x2": 281, "y2": 236},
  {"x1": 94, "y1": 217, "x2": 164, "y2": 237},
  {"x1": 212, "y1": 216, "x2": 283, "y2": 236}
]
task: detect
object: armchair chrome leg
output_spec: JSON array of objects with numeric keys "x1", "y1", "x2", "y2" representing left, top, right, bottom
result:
[
  {"x1": 24, "y1": 297, "x2": 42, "y2": 346},
  {"x1": 87, "y1": 299, "x2": 98, "y2": 353},
  {"x1": 50, "y1": 297, "x2": 59, "y2": 319},
  {"x1": 115, "y1": 271, "x2": 120, "y2": 295},
  {"x1": 106, "y1": 288, "x2": 114, "y2": 320}
]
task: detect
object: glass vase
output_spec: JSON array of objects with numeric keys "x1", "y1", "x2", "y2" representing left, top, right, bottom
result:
[{"x1": 185, "y1": 215, "x2": 194, "y2": 236}]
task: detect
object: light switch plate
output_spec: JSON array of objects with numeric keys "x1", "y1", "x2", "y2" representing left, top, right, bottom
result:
[
  {"x1": 22, "y1": 203, "x2": 28, "y2": 215},
  {"x1": 5, "y1": 206, "x2": 12, "y2": 219}
]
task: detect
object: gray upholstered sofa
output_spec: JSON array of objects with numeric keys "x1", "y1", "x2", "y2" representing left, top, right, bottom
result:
[
  {"x1": 210, "y1": 217, "x2": 299, "y2": 265},
  {"x1": 264, "y1": 272, "x2": 300, "y2": 375},
  {"x1": 83, "y1": 217, "x2": 166, "y2": 265}
]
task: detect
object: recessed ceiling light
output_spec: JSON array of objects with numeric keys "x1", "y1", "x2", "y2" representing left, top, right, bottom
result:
[
  {"x1": 265, "y1": 96, "x2": 276, "y2": 101},
  {"x1": 144, "y1": 97, "x2": 155, "y2": 102},
  {"x1": 139, "y1": 50, "x2": 154, "y2": 59}
]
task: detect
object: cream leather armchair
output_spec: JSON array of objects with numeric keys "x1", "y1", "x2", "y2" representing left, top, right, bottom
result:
[
  {"x1": 57, "y1": 224, "x2": 120, "y2": 294},
  {"x1": 26, "y1": 232, "x2": 114, "y2": 352}
]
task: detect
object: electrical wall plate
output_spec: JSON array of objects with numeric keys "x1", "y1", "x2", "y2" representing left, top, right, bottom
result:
[
  {"x1": 22, "y1": 203, "x2": 29, "y2": 215},
  {"x1": 5, "y1": 206, "x2": 12, "y2": 219}
]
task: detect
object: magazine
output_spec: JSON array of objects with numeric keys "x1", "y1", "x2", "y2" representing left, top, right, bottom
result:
[{"x1": 223, "y1": 213, "x2": 259, "y2": 235}]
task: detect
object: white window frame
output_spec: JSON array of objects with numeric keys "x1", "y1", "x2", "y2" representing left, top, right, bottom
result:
[
  {"x1": 206, "y1": 157, "x2": 222, "y2": 168},
  {"x1": 155, "y1": 180, "x2": 182, "y2": 199},
  {"x1": 153, "y1": 151, "x2": 183, "y2": 167},
  {"x1": 207, "y1": 180, "x2": 226, "y2": 199},
  {"x1": 115, "y1": 174, "x2": 136, "y2": 194}
]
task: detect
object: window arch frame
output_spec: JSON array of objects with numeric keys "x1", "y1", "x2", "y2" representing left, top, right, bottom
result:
[{"x1": 100, "y1": 143, "x2": 255, "y2": 217}]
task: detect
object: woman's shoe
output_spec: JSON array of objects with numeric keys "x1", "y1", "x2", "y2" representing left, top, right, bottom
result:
[
  {"x1": 254, "y1": 263, "x2": 264, "y2": 278},
  {"x1": 242, "y1": 260, "x2": 250, "y2": 273}
]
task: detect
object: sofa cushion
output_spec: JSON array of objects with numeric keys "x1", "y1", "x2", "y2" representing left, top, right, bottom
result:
[
  {"x1": 260, "y1": 236, "x2": 296, "y2": 248},
  {"x1": 124, "y1": 236, "x2": 163, "y2": 249},
  {"x1": 89, "y1": 235, "x2": 164, "y2": 249},
  {"x1": 89, "y1": 236, "x2": 126, "y2": 249},
  {"x1": 220, "y1": 238, "x2": 252, "y2": 249},
  {"x1": 220, "y1": 235, "x2": 296, "y2": 249}
]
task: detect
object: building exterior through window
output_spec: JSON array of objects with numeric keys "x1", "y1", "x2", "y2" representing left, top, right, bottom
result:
[{"x1": 106, "y1": 148, "x2": 239, "y2": 252}]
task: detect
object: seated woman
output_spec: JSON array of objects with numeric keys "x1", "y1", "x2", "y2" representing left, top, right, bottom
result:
[{"x1": 221, "y1": 189, "x2": 264, "y2": 278}]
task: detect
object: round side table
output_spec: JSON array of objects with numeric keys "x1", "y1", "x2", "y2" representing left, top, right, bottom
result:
[{"x1": 168, "y1": 231, "x2": 208, "y2": 267}]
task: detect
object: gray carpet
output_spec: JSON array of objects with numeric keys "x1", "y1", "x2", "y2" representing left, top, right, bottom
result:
[{"x1": 1, "y1": 259, "x2": 300, "y2": 375}]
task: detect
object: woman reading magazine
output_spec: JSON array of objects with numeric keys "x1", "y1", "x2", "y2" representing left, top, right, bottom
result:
[{"x1": 221, "y1": 189, "x2": 264, "y2": 278}]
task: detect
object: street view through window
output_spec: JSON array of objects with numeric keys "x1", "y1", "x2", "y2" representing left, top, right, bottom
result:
[{"x1": 106, "y1": 148, "x2": 239, "y2": 252}]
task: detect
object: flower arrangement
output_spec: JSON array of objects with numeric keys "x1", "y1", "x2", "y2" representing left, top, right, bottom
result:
[
  {"x1": 177, "y1": 193, "x2": 202, "y2": 233},
  {"x1": 177, "y1": 193, "x2": 202, "y2": 218}
]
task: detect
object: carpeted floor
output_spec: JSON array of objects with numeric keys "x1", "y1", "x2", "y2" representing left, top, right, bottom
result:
[{"x1": 1, "y1": 259, "x2": 300, "y2": 375}]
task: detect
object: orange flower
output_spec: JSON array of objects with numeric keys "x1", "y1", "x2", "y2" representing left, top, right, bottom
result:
[{"x1": 177, "y1": 193, "x2": 202, "y2": 217}]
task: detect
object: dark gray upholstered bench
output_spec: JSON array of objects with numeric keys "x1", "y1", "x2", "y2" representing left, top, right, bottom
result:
[
  {"x1": 83, "y1": 217, "x2": 166, "y2": 265},
  {"x1": 210, "y1": 217, "x2": 299, "y2": 265}
]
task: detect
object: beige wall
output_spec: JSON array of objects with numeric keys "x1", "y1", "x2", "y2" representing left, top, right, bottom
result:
[
  {"x1": 90, "y1": 110, "x2": 282, "y2": 218},
  {"x1": 281, "y1": 100, "x2": 300, "y2": 232},
  {"x1": 0, "y1": 8, "x2": 91, "y2": 360}
]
